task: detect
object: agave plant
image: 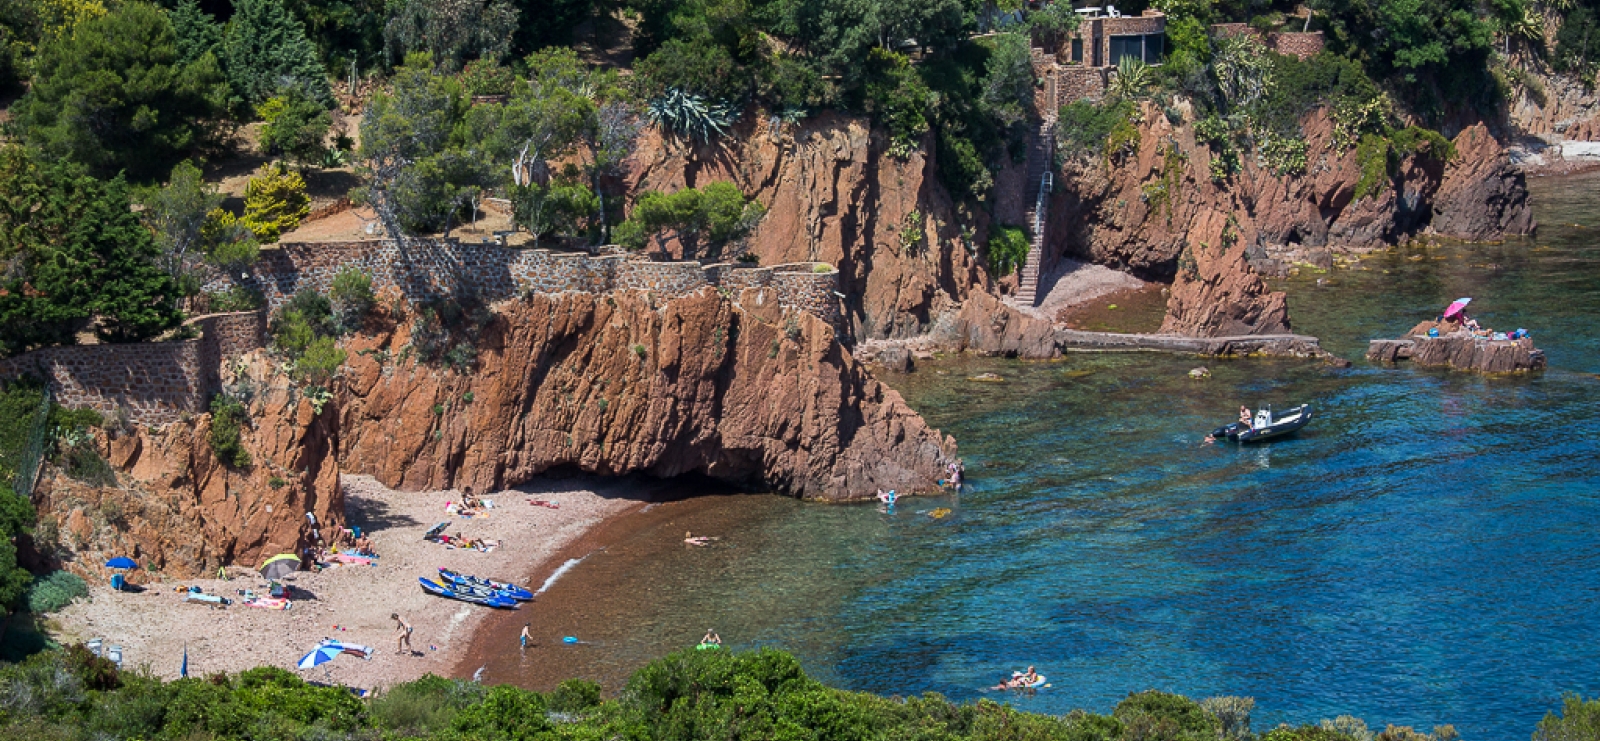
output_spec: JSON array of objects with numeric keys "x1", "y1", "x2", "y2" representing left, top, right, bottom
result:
[
  {"x1": 647, "y1": 88, "x2": 740, "y2": 142},
  {"x1": 1109, "y1": 56, "x2": 1156, "y2": 101}
]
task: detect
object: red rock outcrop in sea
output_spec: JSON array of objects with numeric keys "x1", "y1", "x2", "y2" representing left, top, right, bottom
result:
[{"x1": 1042, "y1": 105, "x2": 1532, "y2": 336}]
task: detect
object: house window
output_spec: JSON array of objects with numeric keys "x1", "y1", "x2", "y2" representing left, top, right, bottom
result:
[
  {"x1": 1144, "y1": 34, "x2": 1164, "y2": 64},
  {"x1": 1071, "y1": 38, "x2": 1083, "y2": 63},
  {"x1": 1108, "y1": 35, "x2": 1141, "y2": 66}
]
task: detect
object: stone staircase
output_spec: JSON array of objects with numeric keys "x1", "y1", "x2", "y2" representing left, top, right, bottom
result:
[
  {"x1": 1014, "y1": 117, "x2": 1055, "y2": 308},
  {"x1": 1011, "y1": 48, "x2": 1058, "y2": 309}
]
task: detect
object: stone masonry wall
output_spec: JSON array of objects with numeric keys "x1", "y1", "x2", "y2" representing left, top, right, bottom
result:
[
  {"x1": 1059, "y1": 66, "x2": 1108, "y2": 104},
  {"x1": 0, "y1": 311, "x2": 266, "y2": 426},
  {"x1": 1208, "y1": 24, "x2": 1324, "y2": 59},
  {"x1": 1268, "y1": 31, "x2": 1324, "y2": 59},
  {"x1": 206, "y1": 239, "x2": 841, "y2": 324}
]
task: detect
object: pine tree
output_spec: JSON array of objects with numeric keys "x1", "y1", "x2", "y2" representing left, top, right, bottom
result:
[
  {"x1": 222, "y1": 0, "x2": 334, "y2": 107},
  {"x1": 170, "y1": 0, "x2": 224, "y2": 65},
  {"x1": 0, "y1": 146, "x2": 183, "y2": 356},
  {"x1": 10, "y1": 2, "x2": 228, "y2": 181}
]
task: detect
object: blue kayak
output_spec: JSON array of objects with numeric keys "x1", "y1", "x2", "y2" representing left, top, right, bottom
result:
[
  {"x1": 437, "y1": 568, "x2": 535, "y2": 601},
  {"x1": 418, "y1": 577, "x2": 518, "y2": 608}
]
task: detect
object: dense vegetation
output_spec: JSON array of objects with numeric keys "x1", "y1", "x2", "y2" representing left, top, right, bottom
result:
[
  {"x1": 4, "y1": 644, "x2": 1568, "y2": 741},
  {"x1": 0, "y1": 0, "x2": 1586, "y2": 350}
]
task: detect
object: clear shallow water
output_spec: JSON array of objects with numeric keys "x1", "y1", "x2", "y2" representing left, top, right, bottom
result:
[{"x1": 486, "y1": 171, "x2": 1600, "y2": 740}]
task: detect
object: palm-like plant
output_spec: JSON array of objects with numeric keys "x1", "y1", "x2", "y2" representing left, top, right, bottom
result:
[
  {"x1": 1210, "y1": 34, "x2": 1274, "y2": 111},
  {"x1": 647, "y1": 88, "x2": 740, "y2": 142},
  {"x1": 1109, "y1": 56, "x2": 1155, "y2": 101}
]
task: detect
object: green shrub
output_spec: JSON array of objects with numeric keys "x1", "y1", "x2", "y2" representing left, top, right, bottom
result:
[
  {"x1": 1261, "y1": 136, "x2": 1309, "y2": 176},
  {"x1": 369, "y1": 674, "x2": 484, "y2": 735},
  {"x1": 987, "y1": 225, "x2": 1030, "y2": 278},
  {"x1": 256, "y1": 89, "x2": 331, "y2": 168},
  {"x1": 293, "y1": 336, "x2": 347, "y2": 386},
  {"x1": 207, "y1": 285, "x2": 266, "y2": 313},
  {"x1": 937, "y1": 132, "x2": 995, "y2": 201},
  {"x1": 1535, "y1": 693, "x2": 1600, "y2": 741},
  {"x1": 449, "y1": 684, "x2": 550, "y2": 740},
  {"x1": 1113, "y1": 689, "x2": 1221, "y2": 741},
  {"x1": 329, "y1": 267, "x2": 375, "y2": 334},
  {"x1": 26, "y1": 571, "x2": 88, "y2": 614},
  {"x1": 864, "y1": 48, "x2": 933, "y2": 156},
  {"x1": 1390, "y1": 125, "x2": 1456, "y2": 162},
  {"x1": 461, "y1": 58, "x2": 515, "y2": 97},
  {"x1": 64, "y1": 444, "x2": 116, "y2": 488},
  {"x1": 548, "y1": 678, "x2": 601, "y2": 713},
  {"x1": 620, "y1": 182, "x2": 765, "y2": 258},
  {"x1": 1354, "y1": 133, "x2": 1390, "y2": 200},
  {"x1": 1058, "y1": 99, "x2": 1140, "y2": 161},
  {"x1": 208, "y1": 394, "x2": 252, "y2": 469}
]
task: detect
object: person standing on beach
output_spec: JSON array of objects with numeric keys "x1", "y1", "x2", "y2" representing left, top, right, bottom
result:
[
  {"x1": 520, "y1": 623, "x2": 532, "y2": 649},
  {"x1": 392, "y1": 613, "x2": 413, "y2": 656}
]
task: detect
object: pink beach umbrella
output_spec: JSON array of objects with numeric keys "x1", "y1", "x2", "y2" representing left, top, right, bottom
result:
[{"x1": 1443, "y1": 297, "x2": 1472, "y2": 319}]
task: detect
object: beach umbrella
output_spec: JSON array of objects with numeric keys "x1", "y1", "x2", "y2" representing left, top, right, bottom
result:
[
  {"x1": 296, "y1": 644, "x2": 344, "y2": 670},
  {"x1": 259, "y1": 553, "x2": 301, "y2": 581},
  {"x1": 105, "y1": 557, "x2": 137, "y2": 570},
  {"x1": 1444, "y1": 297, "x2": 1472, "y2": 319}
]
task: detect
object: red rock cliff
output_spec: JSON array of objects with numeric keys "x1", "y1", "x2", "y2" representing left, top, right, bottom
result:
[
  {"x1": 31, "y1": 358, "x2": 342, "y2": 579},
  {"x1": 335, "y1": 288, "x2": 955, "y2": 501},
  {"x1": 627, "y1": 113, "x2": 985, "y2": 341},
  {"x1": 1046, "y1": 105, "x2": 1533, "y2": 336}
]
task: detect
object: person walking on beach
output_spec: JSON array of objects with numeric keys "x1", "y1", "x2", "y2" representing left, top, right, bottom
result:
[
  {"x1": 392, "y1": 613, "x2": 414, "y2": 656},
  {"x1": 520, "y1": 623, "x2": 532, "y2": 649}
]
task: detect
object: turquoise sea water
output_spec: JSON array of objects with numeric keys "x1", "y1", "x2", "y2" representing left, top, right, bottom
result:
[{"x1": 484, "y1": 171, "x2": 1600, "y2": 740}]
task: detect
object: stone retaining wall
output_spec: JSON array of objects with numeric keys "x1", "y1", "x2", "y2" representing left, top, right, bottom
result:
[
  {"x1": 1058, "y1": 66, "x2": 1108, "y2": 104},
  {"x1": 1208, "y1": 24, "x2": 1324, "y2": 59},
  {"x1": 0, "y1": 311, "x2": 267, "y2": 426},
  {"x1": 206, "y1": 239, "x2": 841, "y2": 324}
]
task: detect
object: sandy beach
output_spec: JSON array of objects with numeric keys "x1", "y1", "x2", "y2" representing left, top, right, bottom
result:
[{"x1": 49, "y1": 474, "x2": 656, "y2": 690}]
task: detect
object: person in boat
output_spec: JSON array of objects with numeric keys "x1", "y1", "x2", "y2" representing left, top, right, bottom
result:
[
  {"x1": 1019, "y1": 666, "x2": 1040, "y2": 686},
  {"x1": 1238, "y1": 406, "x2": 1252, "y2": 427},
  {"x1": 701, "y1": 629, "x2": 722, "y2": 646}
]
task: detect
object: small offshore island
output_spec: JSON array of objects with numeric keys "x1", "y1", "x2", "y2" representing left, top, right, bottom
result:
[{"x1": 1, "y1": 0, "x2": 1600, "y2": 738}]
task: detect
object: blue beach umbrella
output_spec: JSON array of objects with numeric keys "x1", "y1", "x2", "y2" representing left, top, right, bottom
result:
[
  {"x1": 105, "y1": 557, "x2": 138, "y2": 570},
  {"x1": 297, "y1": 644, "x2": 344, "y2": 670}
]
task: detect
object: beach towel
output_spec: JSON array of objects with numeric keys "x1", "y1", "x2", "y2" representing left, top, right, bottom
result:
[
  {"x1": 328, "y1": 552, "x2": 375, "y2": 566},
  {"x1": 243, "y1": 597, "x2": 292, "y2": 610},
  {"x1": 529, "y1": 499, "x2": 560, "y2": 509}
]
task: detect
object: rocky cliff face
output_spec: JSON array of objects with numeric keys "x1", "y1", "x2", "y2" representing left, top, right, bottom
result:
[
  {"x1": 335, "y1": 289, "x2": 955, "y2": 501},
  {"x1": 32, "y1": 359, "x2": 341, "y2": 579},
  {"x1": 626, "y1": 114, "x2": 986, "y2": 341},
  {"x1": 1046, "y1": 105, "x2": 1533, "y2": 336}
]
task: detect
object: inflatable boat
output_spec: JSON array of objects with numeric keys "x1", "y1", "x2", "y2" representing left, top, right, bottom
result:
[
  {"x1": 418, "y1": 577, "x2": 518, "y2": 608},
  {"x1": 1211, "y1": 404, "x2": 1313, "y2": 443},
  {"x1": 437, "y1": 568, "x2": 534, "y2": 601}
]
